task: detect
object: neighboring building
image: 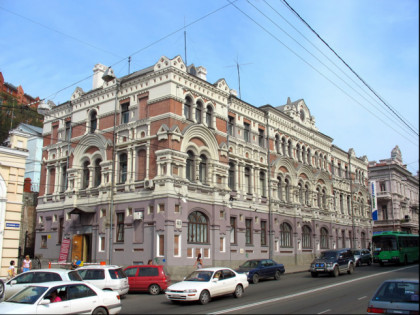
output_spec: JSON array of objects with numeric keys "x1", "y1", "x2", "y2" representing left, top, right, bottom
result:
[
  {"x1": 0, "y1": 72, "x2": 40, "y2": 107},
  {"x1": 0, "y1": 133, "x2": 29, "y2": 277},
  {"x1": 369, "y1": 146, "x2": 419, "y2": 234},
  {"x1": 35, "y1": 55, "x2": 372, "y2": 277}
]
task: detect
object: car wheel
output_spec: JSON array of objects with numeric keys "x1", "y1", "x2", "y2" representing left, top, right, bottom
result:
[
  {"x1": 92, "y1": 307, "x2": 108, "y2": 315},
  {"x1": 347, "y1": 263, "x2": 354, "y2": 274},
  {"x1": 252, "y1": 274, "x2": 259, "y2": 284},
  {"x1": 332, "y1": 266, "x2": 339, "y2": 277},
  {"x1": 404, "y1": 256, "x2": 408, "y2": 265},
  {"x1": 199, "y1": 290, "x2": 210, "y2": 305},
  {"x1": 367, "y1": 259, "x2": 372, "y2": 266},
  {"x1": 379, "y1": 261, "x2": 384, "y2": 267},
  {"x1": 233, "y1": 285, "x2": 243, "y2": 298},
  {"x1": 274, "y1": 270, "x2": 281, "y2": 280},
  {"x1": 311, "y1": 272, "x2": 318, "y2": 278},
  {"x1": 149, "y1": 284, "x2": 161, "y2": 295},
  {"x1": 0, "y1": 279, "x2": 4, "y2": 299},
  {"x1": 356, "y1": 260, "x2": 360, "y2": 267}
]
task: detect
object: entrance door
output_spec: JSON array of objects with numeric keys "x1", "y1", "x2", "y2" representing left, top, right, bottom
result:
[{"x1": 72, "y1": 234, "x2": 92, "y2": 263}]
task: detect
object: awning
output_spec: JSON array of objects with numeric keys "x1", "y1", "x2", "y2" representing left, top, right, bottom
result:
[{"x1": 68, "y1": 206, "x2": 96, "y2": 215}]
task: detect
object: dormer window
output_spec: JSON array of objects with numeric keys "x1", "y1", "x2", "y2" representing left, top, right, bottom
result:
[{"x1": 300, "y1": 109, "x2": 305, "y2": 122}]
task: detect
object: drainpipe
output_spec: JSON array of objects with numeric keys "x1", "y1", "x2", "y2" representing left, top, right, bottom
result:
[{"x1": 265, "y1": 111, "x2": 273, "y2": 260}]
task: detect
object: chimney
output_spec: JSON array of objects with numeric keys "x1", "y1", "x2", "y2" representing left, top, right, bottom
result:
[
  {"x1": 196, "y1": 66, "x2": 207, "y2": 81},
  {"x1": 92, "y1": 64, "x2": 108, "y2": 89}
]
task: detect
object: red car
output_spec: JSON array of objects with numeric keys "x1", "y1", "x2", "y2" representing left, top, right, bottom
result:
[{"x1": 123, "y1": 265, "x2": 170, "y2": 295}]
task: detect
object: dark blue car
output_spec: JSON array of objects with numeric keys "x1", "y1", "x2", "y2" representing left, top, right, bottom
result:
[{"x1": 235, "y1": 259, "x2": 285, "y2": 284}]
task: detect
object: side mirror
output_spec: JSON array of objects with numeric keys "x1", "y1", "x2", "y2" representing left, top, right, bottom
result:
[{"x1": 39, "y1": 299, "x2": 51, "y2": 305}]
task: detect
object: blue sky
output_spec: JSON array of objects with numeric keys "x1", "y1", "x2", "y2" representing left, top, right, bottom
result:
[{"x1": 1, "y1": 0, "x2": 418, "y2": 174}]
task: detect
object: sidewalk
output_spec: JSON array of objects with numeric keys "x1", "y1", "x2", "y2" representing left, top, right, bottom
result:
[{"x1": 285, "y1": 265, "x2": 309, "y2": 274}]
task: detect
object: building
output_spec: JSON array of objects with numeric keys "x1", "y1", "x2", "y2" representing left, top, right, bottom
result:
[
  {"x1": 0, "y1": 132, "x2": 29, "y2": 277},
  {"x1": 368, "y1": 146, "x2": 419, "y2": 234},
  {"x1": 35, "y1": 55, "x2": 372, "y2": 276},
  {"x1": 0, "y1": 72, "x2": 40, "y2": 107}
]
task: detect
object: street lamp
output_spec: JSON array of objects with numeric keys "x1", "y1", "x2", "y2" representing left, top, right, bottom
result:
[{"x1": 102, "y1": 67, "x2": 119, "y2": 265}]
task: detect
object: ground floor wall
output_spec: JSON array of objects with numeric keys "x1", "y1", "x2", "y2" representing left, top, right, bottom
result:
[{"x1": 35, "y1": 196, "x2": 373, "y2": 280}]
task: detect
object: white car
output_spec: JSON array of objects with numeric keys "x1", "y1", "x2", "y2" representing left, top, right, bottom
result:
[
  {"x1": 3, "y1": 269, "x2": 83, "y2": 300},
  {"x1": 0, "y1": 281, "x2": 121, "y2": 314},
  {"x1": 77, "y1": 265, "x2": 129, "y2": 297},
  {"x1": 165, "y1": 267, "x2": 249, "y2": 305}
]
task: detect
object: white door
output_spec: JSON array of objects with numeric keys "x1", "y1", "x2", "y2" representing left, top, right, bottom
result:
[{"x1": 67, "y1": 284, "x2": 100, "y2": 314}]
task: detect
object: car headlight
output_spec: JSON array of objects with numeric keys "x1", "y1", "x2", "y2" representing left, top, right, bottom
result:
[
  {"x1": 183, "y1": 289, "x2": 197, "y2": 293},
  {"x1": 326, "y1": 263, "x2": 333, "y2": 267}
]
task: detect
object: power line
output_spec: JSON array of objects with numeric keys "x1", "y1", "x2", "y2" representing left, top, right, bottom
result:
[{"x1": 280, "y1": 0, "x2": 419, "y2": 137}]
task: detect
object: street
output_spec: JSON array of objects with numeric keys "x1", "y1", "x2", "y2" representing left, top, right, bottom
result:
[{"x1": 120, "y1": 264, "x2": 419, "y2": 314}]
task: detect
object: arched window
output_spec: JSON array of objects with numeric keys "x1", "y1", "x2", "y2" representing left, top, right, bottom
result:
[
  {"x1": 320, "y1": 227, "x2": 329, "y2": 249},
  {"x1": 307, "y1": 148, "x2": 311, "y2": 166},
  {"x1": 199, "y1": 154, "x2": 208, "y2": 184},
  {"x1": 296, "y1": 144, "x2": 301, "y2": 162},
  {"x1": 305, "y1": 184, "x2": 310, "y2": 205},
  {"x1": 186, "y1": 151, "x2": 194, "y2": 181},
  {"x1": 322, "y1": 188, "x2": 327, "y2": 209},
  {"x1": 94, "y1": 158, "x2": 102, "y2": 187},
  {"x1": 90, "y1": 111, "x2": 97, "y2": 134},
  {"x1": 280, "y1": 222, "x2": 292, "y2": 247},
  {"x1": 244, "y1": 166, "x2": 251, "y2": 194},
  {"x1": 298, "y1": 182, "x2": 303, "y2": 204},
  {"x1": 360, "y1": 198, "x2": 364, "y2": 217},
  {"x1": 302, "y1": 225, "x2": 312, "y2": 249},
  {"x1": 195, "y1": 101, "x2": 202, "y2": 123},
  {"x1": 302, "y1": 146, "x2": 306, "y2": 164},
  {"x1": 277, "y1": 176, "x2": 283, "y2": 200},
  {"x1": 119, "y1": 153, "x2": 127, "y2": 183},
  {"x1": 206, "y1": 105, "x2": 213, "y2": 127},
  {"x1": 228, "y1": 161, "x2": 235, "y2": 190},
  {"x1": 136, "y1": 149, "x2": 146, "y2": 181},
  {"x1": 340, "y1": 194, "x2": 344, "y2": 214},
  {"x1": 82, "y1": 160, "x2": 90, "y2": 189},
  {"x1": 259, "y1": 171, "x2": 266, "y2": 197},
  {"x1": 188, "y1": 211, "x2": 208, "y2": 243},
  {"x1": 316, "y1": 187, "x2": 321, "y2": 208},
  {"x1": 287, "y1": 140, "x2": 292, "y2": 157},
  {"x1": 281, "y1": 137, "x2": 286, "y2": 156},
  {"x1": 275, "y1": 135, "x2": 280, "y2": 154},
  {"x1": 285, "y1": 178, "x2": 290, "y2": 202},
  {"x1": 184, "y1": 96, "x2": 193, "y2": 120}
]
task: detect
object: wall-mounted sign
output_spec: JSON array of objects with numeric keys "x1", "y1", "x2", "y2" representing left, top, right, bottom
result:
[{"x1": 6, "y1": 222, "x2": 20, "y2": 228}]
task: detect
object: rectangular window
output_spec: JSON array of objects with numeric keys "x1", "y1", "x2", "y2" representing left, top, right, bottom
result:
[
  {"x1": 258, "y1": 128, "x2": 265, "y2": 147},
  {"x1": 245, "y1": 218, "x2": 253, "y2": 245},
  {"x1": 158, "y1": 204, "x2": 165, "y2": 213},
  {"x1": 230, "y1": 217, "x2": 237, "y2": 244},
  {"x1": 220, "y1": 237, "x2": 225, "y2": 252},
  {"x1": 158, "y1": 234, "x2": 164, "y2": 257},
  {"x1": 245, "y1": 167, "x2": 251, "y2": 194},
  {"x1": 174, "y1": 235, "x2": 180, "y2": 256},
  {"x1": 228, "y1": 116, "x2": 235, "y2": 136},
  {"x1": 121, "y1": 103, "x2": 129, "y2": 124},
  {"x1": 174, "y1": 204, "x2": 180, "y2": 213},
  {"x1": 244, "y1": 122, "x2": 250, "y2": 142},
  {"x1": 379, "y1": 181, "x2": 386, "y2": 192},
  {"x1": 65, "y1": 121, "x2": 71, "y2": 141},
  {"x1": 148, "y1": 205, "x2": 154, "y2": 215},
  {"x1": 261, "y1": 220, "x2": 267, "y2": 246},
  {"x1": 41, "y1": 235, "x2": 47, "y2": 248},
  {"x1": 58, "y1": 217, "x2": 64, "y2": 244},
  {"x1": 116, "y1": 213, "x2": 125, "y2": 242},
  {"x1": 99, "y1": 236, "x2": 105, "y2": 252}
]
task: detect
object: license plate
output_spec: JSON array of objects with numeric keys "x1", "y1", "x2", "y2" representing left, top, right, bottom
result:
[
  {"x1": 316, "y1": 268, "x2": 324, "y2": 271},
  {"x1": 382, "y1": 260, "x2": 388, "y2": 262},
  {"x1": 171, "y1": 294, "x2": 181, "y2": 298}
]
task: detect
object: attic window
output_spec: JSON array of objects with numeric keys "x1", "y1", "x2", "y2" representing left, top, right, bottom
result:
[{"x1": 300, "y1": 109, "x2": 305, "y2": 122}]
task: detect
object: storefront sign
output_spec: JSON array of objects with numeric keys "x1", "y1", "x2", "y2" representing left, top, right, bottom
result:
[{"x1": 58, "y1": 238, "x2": 71, "y2": 263}]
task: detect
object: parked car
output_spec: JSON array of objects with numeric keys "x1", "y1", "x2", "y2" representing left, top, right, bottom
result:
[
  {"x1": 123, "y1": 264, "x2": 170, "y2": 295},
  {"x1": 351, "y1": 248, "x2": 372, "y2": 266},
  {"x1": 0, "y1": 281, "x2": 121, "y2": 314},
  {"x1": 77, "y1": 265, "x2": 129, "y2": 297},
  {"x1": 2, "y1": 269, "x2": 83, "y2": 300},
  {"x1": 165, "y1": 267, "x2": 249, "y2": 305},
  {"x1": 309, "y1": 248, "x2": 355, "y2": 277},
  {"x1": 235, "y1": 259, "x2": 285, "y2": 284},
  {"x1": 0, "y1": 279, "x2": 4, "y2": 299},
  {"x1": 367, "y1": 279, "x2": 418, "y2": 314}
]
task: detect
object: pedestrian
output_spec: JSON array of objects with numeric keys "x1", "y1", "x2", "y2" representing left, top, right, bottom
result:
[
  {"x1": 22, "y1": 255, "x2": 32, "y2": 272},
  {"x1": 193, "y1": 253, "x2": 203, "y2": 269},
  {"x1": 8, "y1": 260, "x2": 16, "y2": 279},
  {"x1": 147, "y1": 259, "x2": 153, "y2": 265}
]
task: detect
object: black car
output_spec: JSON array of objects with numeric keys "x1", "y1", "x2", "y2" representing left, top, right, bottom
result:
[
  {"x1": 309, "y1": 248, "x2": 355, "y2": 277},
  {"x1": 235, "y1": 259, "x2": 285, "y2": 284},
  {"x1": 351, "y1": 248, "x2": 372, "y2": 266}
]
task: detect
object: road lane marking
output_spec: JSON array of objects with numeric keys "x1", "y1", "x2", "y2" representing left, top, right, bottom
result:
[
  {"x1": 209, "y1": 265, "x2": 415, "y2": 314},
  {"x1": 358, "y1": 296, "x2": 367, "y2": 300},
  {"x1": 317, "y1": 309, "x2": 331, "y2": 314}
]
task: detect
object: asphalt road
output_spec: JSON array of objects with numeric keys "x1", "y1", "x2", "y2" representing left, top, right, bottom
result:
[{"x1": 121, "y1": 264, "x2": 419, "y2": 314}]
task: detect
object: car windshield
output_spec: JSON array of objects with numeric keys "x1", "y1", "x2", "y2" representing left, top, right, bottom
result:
[
  {"x1": 7, "y1": 286, "x2": 49, "y2": 304},
  {"x1": 320, "y1": 252, "x2": 337, "y2": 259},
  {"x1": 109, "y1": 268, "x2": 127, "y2": 279},
  {"x1": 353, "y1": 250, "x2": 361, "y2": 255},
  {"x1": 374, "y1": 281, "x2": 419, "y2": 303},
  {"x1": 184, "y1": 271, "x2": 213, "y2": 282},
  {"x1": 240, "y1": 260, "x2": 259, "y2": 268}
]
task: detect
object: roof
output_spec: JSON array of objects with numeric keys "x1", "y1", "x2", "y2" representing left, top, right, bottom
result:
[{"x1": 77, "y1": 265, "x2": 122, "y2": 269}]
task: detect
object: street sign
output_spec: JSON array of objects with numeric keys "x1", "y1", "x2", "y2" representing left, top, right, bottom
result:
[{"x1": 6, "y1": 222, "x2": 20, "y2": 228}]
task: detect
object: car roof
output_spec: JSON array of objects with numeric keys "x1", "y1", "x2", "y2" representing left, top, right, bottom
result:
[
  {"x1": 125, "y1": 265, "x2": 162, "y2": 268},
  {"x1": 77, "y1": 265, "x2": 122, "y2": 269},
  {"x1": 20, "y1": 281, "x2": 87, "y2": 287},
  {"x1": 193, "y1": 267, "x2": 234, "y2": 272},
  {"x1": 20, "y1": 269, "x2": 76, "y2": 274},
  {"x1": 382, "y1": 279, "x2": 419, "y2": 283}
]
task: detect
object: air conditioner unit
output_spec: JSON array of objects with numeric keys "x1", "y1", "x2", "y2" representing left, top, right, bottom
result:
[
  {"x1": 144, "y1": 179, "x2": 154, "y2": 189},
  {"x1": 133, "y1": 212, "x2": 143, "y2": 221},
  {"x1": 175, "y1": 219, "x2": 182, "y2": 229}
]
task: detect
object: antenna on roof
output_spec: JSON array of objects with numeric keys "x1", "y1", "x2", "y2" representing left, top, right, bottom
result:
[
  {"x1": 226, "y1": 56, "x2": 252, "y2": 99},
  {"x1": 128, "y1": 56, "x2": 131, "y2": 75},
  {"x1": 184, "y1": 17, "x2": 187, "y2": 66}
]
